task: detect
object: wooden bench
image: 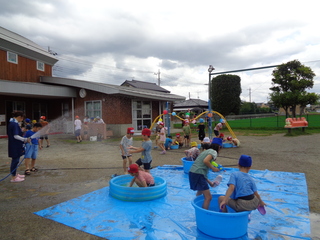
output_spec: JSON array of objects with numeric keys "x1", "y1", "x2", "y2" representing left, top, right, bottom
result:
[{"x1": 284, "y1": 117, "x2": 308, "y2": 133}]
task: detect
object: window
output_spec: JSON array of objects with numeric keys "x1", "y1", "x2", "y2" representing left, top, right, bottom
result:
[
  {"x1": 7, "y1": 51, "x2": 18, "y2": 64},
  {"x1": 37, "y1": 61, "x2": 45, "y2": 71},
  {"x1": 85, "y1": 100, "x2": 102, "y2": 118},
  {"x1": 62, "y1": 102, "x2": 69, "y2": 117},
  {"x1": 132, "y1": 100, "x2": 152, "y2": 131},
  {"x1": 32, "y1": 103, "x2": 47, "y2": 120}
]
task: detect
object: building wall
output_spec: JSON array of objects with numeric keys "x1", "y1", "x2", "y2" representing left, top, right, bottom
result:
[{"x1": 0, "y1": 49, "x2": 52, "y2": 82}]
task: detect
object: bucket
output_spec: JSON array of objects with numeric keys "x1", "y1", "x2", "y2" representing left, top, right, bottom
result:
[
  {"x1": 181, "y1": 157, "x2": 194, "y2": 174},
  {"x1": 192, "y1": 194, "x2": 250, "y2": 238}
]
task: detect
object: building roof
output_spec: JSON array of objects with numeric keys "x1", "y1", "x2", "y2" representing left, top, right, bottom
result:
[
  {"x1": 0, "y1": 26, "x2": 58, "y2": 65},
  {"x1": 0, "y1": 79, "x2": 76, "y2": 99},
  {"x1": 173, "y1": 98, "x2": 208, "y2": 111},
  {"x1": 174, "y1": 98, "x2": 208, "y2": 108},
  {"x1": 121, "y1": 80, "x2": 170, "y2": 93},
  {"x1": 41, "y1": 76, "x2": 185, "y2": 101}
]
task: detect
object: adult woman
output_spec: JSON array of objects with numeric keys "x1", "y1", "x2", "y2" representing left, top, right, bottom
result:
[{"x1": 8, "y1": 111, "x2": 30, "y2": 182}]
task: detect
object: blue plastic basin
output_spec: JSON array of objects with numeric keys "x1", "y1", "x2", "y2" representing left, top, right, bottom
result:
[
  {"x1": 223, "y1": 143, "x2": 233, "y2": 148},
  {"x1": 109, "y1": 175, "x2": 167, "y2": 202},
  {"x1": 170, "y1": 145, "x2": 179, "y2": 150},
  {"x1": 192, "y1": 194, "x2": 250, "y2": 238},
  {"x1": 181, "y1": 157, "x2": 194, "y2": 174}
]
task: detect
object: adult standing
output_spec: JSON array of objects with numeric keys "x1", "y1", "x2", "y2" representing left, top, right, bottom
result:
[
  {"x1": 74, "y1": 115, "x2": 82, "y2": 143},
  {"x1": 8, "y1": 111, "x2": 30, "y2": 182}
]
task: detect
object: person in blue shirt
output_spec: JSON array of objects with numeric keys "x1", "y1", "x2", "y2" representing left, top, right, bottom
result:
[
  {"x1": 219, "y1": 155, "x2": 266, "y2": 212},
  {"x1": 24, "y1": 123, "x2": 42, "y2": 175},
  {"x1": 128, "y1": 128, "x2": 153, "y2": 173},
  {"x1": 8, "y1": 111, "x2": 31, "y2": 182},
  {"x1": 164, "y1": 135, "x2": 173, "y2": 150}
]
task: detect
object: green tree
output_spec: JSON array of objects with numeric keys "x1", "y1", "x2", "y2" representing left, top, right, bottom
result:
[
  {"x1": 270, "y1": 60, "x2": 316, "y2": 117},
  {"x1": 211, "y1": 74, "x2": 241, "y2": 116}
]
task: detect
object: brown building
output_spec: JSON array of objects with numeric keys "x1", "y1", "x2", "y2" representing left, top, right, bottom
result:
[{"x1": 0, "y1": 26, "x2": 184, "y2": 137}]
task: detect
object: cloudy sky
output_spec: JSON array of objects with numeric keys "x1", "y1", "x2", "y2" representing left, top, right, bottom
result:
[{"x1": 1, "y1": 0, "x2": 320, "y2": 103}]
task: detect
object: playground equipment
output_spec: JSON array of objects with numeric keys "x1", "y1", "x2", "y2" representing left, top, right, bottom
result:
[{"x1": 150, "y1": 110, "x2": 237, "y2": 140}]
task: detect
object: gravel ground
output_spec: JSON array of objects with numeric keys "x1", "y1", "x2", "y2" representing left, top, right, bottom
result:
[{"x1": 0, "y1": 131, "x2": 319, "y2": 239}]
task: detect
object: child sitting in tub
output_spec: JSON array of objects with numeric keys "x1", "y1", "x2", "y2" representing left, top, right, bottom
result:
[
  {"x1": 128, "y1": 164, "x2": 155, "y2": 187},
  {"x1": 218, "y1": 155, "x2": 266, "y2": 213},
  {"x1": 189, "y1": 138, "x2": 223, "y2": 210}
]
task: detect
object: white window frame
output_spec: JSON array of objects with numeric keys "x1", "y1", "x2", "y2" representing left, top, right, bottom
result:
[
  {"x1": 37, "y1": 61, "x2": 45, "y2": 71},
  {"x1": 132, "y1": 100, "x2": 152, "y2": 131},
  {"x1": 7, "y1": 51, "x2": 18, "y2": 64},
  {"x1": 85, "y1": 100, "x2": 102, "y2": 119}
]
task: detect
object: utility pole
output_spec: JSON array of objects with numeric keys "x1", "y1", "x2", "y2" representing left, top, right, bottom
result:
[
  {"x1": 248, "y1": 87, "x2": 251, "y2": 102},
  {"x1": 154, "y1": 69, "x2": 161, "y2": 86}
]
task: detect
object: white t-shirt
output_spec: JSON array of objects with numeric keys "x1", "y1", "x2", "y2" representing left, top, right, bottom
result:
[{"x1": 74, "y1": 119, "x2": 82, "y2": 130}]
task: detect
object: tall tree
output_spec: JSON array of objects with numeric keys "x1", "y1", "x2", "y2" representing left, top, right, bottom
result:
[
  {"x1": 211, "y1": 74, "x2": 241, "y2": 116},
  {"x1": 270, "y1": 60, "x2": 317, "y2": 118}
]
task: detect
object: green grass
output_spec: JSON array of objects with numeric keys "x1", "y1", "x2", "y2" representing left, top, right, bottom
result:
[{"x1": 173, "y1": 114, "x2": 320, "y2": 137}]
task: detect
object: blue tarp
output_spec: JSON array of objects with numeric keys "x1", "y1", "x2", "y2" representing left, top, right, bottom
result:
[{"x1": 34, "y1": 166, "x2": 311, "y2": 239}]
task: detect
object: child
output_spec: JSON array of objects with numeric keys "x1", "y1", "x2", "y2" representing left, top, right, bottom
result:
[
  {"x1": 128, "y1": 128, "x2": 152, "y2": 172},
  {"x1": 83, "y1": 122, "x2": 89, "y2": 140},
  {"x1": 120, "y1": 127, "x2": 134, "y2": 174},
  {"x1": 24, "y1": 123, "x2": 42, "y2": 175},
  {"x1": 184, "y1": 141, "x2": 200, "y2": 161},
  {"x1": 214, "y1": 119, "x2": 225, "y2": 137},
  {"x1": 74, "y1": 115, "x2": 82, "y2": 143},
  {"x1": 218, "y1": 155, "x2": 266, "y2": 213},
  {"x1": 128, "y1": 164, "x2": 155, "y2": 187},
  {"x1": 197, "y1": 118, "x2": 205, "y2": 142},
  {"x1": 189, "y1": 138, "x2": 223, "y2": 209},
  {"x1": 158, "y1": 122, "x2": 166, "y2": 154},
  {"x1": 201, "y1": 137, "x2": 211, "y2": 150},
  {"x1": 164, "y1": 135, "x2": 173, "y2": 150},
  {"x1": 174, "y1": 133, "x2": 184, "y2": 148},
  {"x1": 227, "y1": 136, "x2": 240, "y2": 147},
  {"x1": 39, "y1": 116, "x2": 50, "y2": 148},
  {"x1": 183, "y1": 119, "x2": 191, "y2": 147},
  {"x1": 154, "y1": 123, "x2": 161, "y2": 149}
]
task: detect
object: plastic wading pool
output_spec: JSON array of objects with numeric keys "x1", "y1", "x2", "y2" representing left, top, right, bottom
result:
[
  {"x1": 192, "y1": 194, "x2": 251, "y2": 238},
  {"x1": 109, "y1": 175, "x2": 167, "y2": 202},
  {"x1": 181, "y1": 157, "x2": 194, "y2": 174}
]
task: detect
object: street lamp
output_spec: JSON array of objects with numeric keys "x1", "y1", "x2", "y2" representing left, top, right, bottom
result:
[{"x1": 208, "y1": 65, "x2": 215, "y2": 139}]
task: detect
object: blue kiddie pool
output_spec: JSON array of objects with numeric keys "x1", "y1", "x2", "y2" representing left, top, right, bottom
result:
[
  {"x1": 192, "y1": 194, "x2": 251, "y2": 238},
  {"x1": 109, "y1": 175, "x2": 167, "y2": 202},
  {"x1": 181, "y1": 157, "x2": 194, "y2": 174}
]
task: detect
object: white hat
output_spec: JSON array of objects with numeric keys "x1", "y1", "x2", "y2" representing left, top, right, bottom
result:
[{"x1": 203, "y1": 137, "x2": 210, "y2": 143}]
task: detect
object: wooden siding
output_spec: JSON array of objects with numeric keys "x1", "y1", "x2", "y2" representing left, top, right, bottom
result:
[{"x1": 0, "y1": 49, "x2": 52, "y2": 82}]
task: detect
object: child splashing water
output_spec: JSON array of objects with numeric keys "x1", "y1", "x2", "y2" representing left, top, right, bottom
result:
[{"x1": 189, "y1": 138, "x2": 223, "y2": 209}]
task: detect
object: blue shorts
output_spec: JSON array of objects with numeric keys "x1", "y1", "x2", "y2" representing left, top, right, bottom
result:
[
  {"x1": 75, "y1": 129, "x2": 81, "y2": 136},
  {"x1": 25, "y1": 144, "x2": 39, "y2": 159},
  {"x1": 189, "y1": 172, "x2": 209, "y2": 191}
]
